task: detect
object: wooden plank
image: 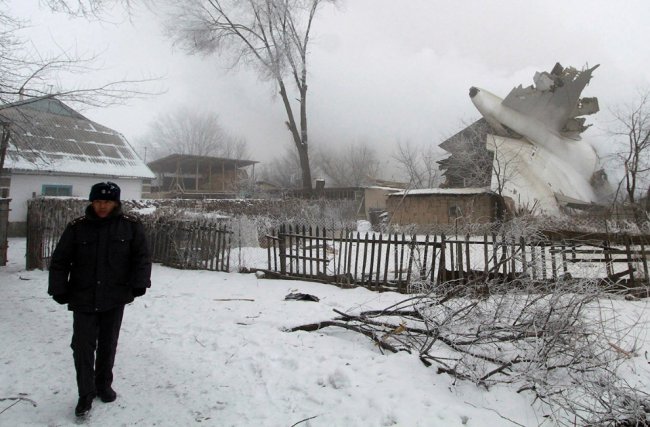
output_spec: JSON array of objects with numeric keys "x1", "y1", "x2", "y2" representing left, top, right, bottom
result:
[
  {"x1": 308, "y1": 225, "x2": 314, "y2": 276},
  {"x1": 531, "y1": 243, "x2": 538, "y2": 280},
  {"x1": 368, "y1": 233, "x2": 377, "y2": 289},
  {"x1": 457, "y1": 239, "x2": 464, "y2": 280},
  {"x1": 288, "y1": 224, "x2": 294, "y2": 275},
  {"x1": 510, "y1": 236, "x2": 516, "y2": 276},
  {"x1": 540, "y1": 242, "x2": 547, "y2": 280},
  {"x1": 492, "y1": 232, "x2": 498, "y2": 274},
  {"x1": 346, "y1": 229, "x2": 354, "y2": 280},
  {"x1": 398, "y1": 233, "x2": 406, "y2": 285},
  {"x1": 641, "y1": 241, "x2": 649, "y2": 282},
  {"x1": 440, "y1": 234, "x2": 447, "y2": 283},
  {"x1": 550, "y1": 241, "x2": 557, "y2": 280},
  {"x1": 465, "y1": 234, "x2": 471, "y2": 278},
  {"x1": 520, "y1": 236, "x2": 528, "y2": 277},
  {"x1": 302, "y1": 225, "x2": 307, "y2": 277},
  {"x1": 225, "y1": 228, "x2": 231, "y2": 272},
  {"x1": 421, "y1": 234, "x2": 430, "y2": 280},
  {"x1": 483, "y1": 234, "x2": 489, "y2": 275},
  {"x1": 353, "y1": 230, "x2": 361, "y2": 283},
  {"x1": 279, "y1": 225, "x2": 287, "y2": 275},
  {"x1": 361, "y1": 232, "x2": 369, "y2": 286},
  {"x1": 405, "y1": 235, "x2": 416, "y2": 292},
  {"x1": 375, "y1": 233, "x2": 383, "y2": 288},
  {"x1": 501, "y1": 231, "x2": 507, "y2": 276},
  {"x1": 625, "y1": 237, "x2": 635, "y2": 285},
  {"x1": 430, "y1": 235, "x2": 438, "y2": 284},
  {"x1": 322, "y1": 227, "x2": 328, "y2": 275}
]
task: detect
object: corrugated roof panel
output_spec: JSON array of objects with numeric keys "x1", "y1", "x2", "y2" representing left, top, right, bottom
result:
[
  {"x1": 99, "y1": 145, "x2": 120, "y2": 158},
  {"x1": 2, "y1": 97, "x2": 155, "y2": 179}
]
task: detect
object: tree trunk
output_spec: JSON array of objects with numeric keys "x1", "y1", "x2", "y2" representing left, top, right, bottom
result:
[{"x1": 278, "y1": 79, "x2": 312, "y2": 192}]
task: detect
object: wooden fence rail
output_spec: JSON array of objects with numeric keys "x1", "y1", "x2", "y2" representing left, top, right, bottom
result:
[{"x1": 266, "y1": 226, "x2": 650, "y2": 293}]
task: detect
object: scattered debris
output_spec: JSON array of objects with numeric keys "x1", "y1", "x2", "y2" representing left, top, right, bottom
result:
[{"x1": 284, "y1": 293, "x2": 319, "y2": 302}]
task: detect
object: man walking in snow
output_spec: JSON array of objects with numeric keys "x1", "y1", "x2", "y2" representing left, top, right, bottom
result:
[{"x1": 48, "y1": 182, "x2": 152, "y2": 417}]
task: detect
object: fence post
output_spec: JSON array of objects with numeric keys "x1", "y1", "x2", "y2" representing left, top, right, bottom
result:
[
  {"x1": 626, "y1": 237, "x2": 635, "y2": 286},
  {"x1": 279, "y1": 224, "x2": 287, "y2": 275},
  {"x1": 439, "y1": 234, "x2": 447, "y2": 283},
  {"x1": 26, "y1": 201, "x2": 44, "y2": 270},
  {"x1": 640, "y1": 240, "x2": 649, "y2": 282},
  {"x1": 375, "y1": 233, "x2": 383, "y2": 289},
  {"x1": 0, "y1": 198, "x2": 10, "y2": 266}
]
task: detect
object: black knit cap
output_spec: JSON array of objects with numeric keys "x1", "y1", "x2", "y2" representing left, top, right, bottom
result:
[{"x1": 89, "y1": 181, "x2": 121, "y2": 202}]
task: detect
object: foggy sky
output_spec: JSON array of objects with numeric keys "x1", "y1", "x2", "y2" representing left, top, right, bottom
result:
[{"x1": 10, "y1": 0, "x2": 650, "y2": 180}]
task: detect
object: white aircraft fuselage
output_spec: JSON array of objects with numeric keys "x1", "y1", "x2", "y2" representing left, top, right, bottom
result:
[{"x1": 469, "y1": 86, "x2": 599, "y2": 206}]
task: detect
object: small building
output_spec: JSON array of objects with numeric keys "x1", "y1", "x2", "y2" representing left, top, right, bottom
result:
[
  {"x1": 0, "y1": 97, "x2": 154, "y2": 236},
  {"x1": 147, "y1": 154, "x2": 258, "y2": 198},
  {"x1": 386, "y1": 188, "x2": 504, "y2": 226}
]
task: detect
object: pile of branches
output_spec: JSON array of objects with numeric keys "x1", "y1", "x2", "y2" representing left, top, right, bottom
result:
[{"x1": 290, "y1": 277, "x2": 649, "y2": 426}]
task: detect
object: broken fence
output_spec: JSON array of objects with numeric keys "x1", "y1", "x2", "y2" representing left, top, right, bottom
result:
[{"x1": 264, "y1": 225, "x2": 650, "y2": 294}]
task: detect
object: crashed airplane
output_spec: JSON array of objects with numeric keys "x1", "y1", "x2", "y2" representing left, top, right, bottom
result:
[{"x1": 468, "y1": 63, "x2": 609, "y2": 214}]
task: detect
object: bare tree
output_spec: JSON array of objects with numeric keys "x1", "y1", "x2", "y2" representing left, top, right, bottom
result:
[
  {"x1": 486, "y1": 136, "x2": 523, "y2": 197},
  {"x1": 163, "y1": 0, "x2": 336, "y2": 193},
  {"x1": 42, "y1": 0, "x2": 137, "y2": 18},
  {"x1": 257, "y1": 146, "x2": 308, "y2": 189},
  {"x1": 609, "y1": 90, "x2": 650, "y2": 208},
  {"x1": 314, "y1": 141, "x2": 380, "y2": 187},
  {"x1": 0, "y1": 0, "x2": 160, "y2": 171},
  {"x1": 136, "y1": 107, "x2": 249, "y2": 162},
  {"x1": 392, "y1": 140, "x2": 442, "y2": 189}
]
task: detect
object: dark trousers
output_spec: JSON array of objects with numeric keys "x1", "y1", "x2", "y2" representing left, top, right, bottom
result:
[{"x1": 71, "y1": 306, "x2": 125, "y2": 397}]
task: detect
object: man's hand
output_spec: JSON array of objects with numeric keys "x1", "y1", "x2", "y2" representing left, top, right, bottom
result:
[
  {"x1": 133, "y1": 288, "x2": 146, "y2": 297},
  {"x1": 53, "y1": 294, "x2": 70, "y2": 305}
]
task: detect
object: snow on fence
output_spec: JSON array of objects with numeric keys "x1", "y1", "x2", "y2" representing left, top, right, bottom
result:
[{"x1": 263, "y1": 225, "x2": 650, "y2": 295}]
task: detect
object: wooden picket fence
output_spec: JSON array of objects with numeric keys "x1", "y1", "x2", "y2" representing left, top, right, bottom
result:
[
  {"x1": 265, "y1": 225, "x2": 650, "y2": 294},
  {"x1": 25, "y1": 198, "x2": 232, "y2": 272},
  {"x1": 145, "y1": 220, "x2": 231, "y2": 271}
]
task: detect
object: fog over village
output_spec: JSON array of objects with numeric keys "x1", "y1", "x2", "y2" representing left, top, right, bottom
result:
[
  {"x1": 3, "y1": 2, "x2": 650, "y2": 427},
  {"x1": 7, "y1": 0, "x2": 650, "y2": 184}
]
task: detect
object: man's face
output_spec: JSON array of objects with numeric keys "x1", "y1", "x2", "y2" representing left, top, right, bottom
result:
[{"x1": 92, "y1": 200, "x2": 118, "y2": 218}]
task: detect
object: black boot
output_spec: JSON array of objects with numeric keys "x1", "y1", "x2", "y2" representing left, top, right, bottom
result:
[
  {"x1": 97, "y1": 386, "x2": 116, "y2": 403},
  {"x1": 75, "y1": 392, "x2": 96, "y2": 417}
]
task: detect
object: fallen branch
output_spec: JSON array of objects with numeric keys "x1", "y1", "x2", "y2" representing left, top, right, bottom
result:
[
  {"x1": 0, "y1": 395, "x2": 37, "y2": 415},
  {"x1": 290, "y1": 415, "x2": 318, "y2": 426},
  {"x1": 288, "y1": 321, "x2": 399, "y2": 353}
]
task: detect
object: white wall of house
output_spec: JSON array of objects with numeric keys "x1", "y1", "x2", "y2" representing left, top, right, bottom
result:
[{"x1": 8, "y1": 174, "x2": 143, "y2": 223}]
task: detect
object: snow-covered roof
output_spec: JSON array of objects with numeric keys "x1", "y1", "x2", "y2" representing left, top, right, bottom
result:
[
  {"x1": 389, "y1": 187, "x2": 493, "y2": 196},
  {"x1": 0, "y1": 97, "x2": 155, "y2": 179},
  {"x1": 363, "y1": 186, "x2": 403, "y2": 191}
]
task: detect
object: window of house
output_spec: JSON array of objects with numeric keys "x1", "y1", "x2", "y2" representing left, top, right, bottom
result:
[{"x1": 42, "y1": 184, "x2": 72, "y2": 197}]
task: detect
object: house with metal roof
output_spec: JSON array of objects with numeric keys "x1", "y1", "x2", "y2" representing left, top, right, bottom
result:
[{"x1": 0, "y1": 96, "x2": 154, "y2": 235}]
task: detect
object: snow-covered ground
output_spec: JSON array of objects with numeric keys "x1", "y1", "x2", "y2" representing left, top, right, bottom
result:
[{"x1": 1, "y1": 238, "x2": 649, "y2": 426}]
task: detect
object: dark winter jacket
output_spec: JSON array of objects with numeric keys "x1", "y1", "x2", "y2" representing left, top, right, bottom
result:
[{"x1": 48, "y1": 205, "x2": 152, "y2": 312}]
